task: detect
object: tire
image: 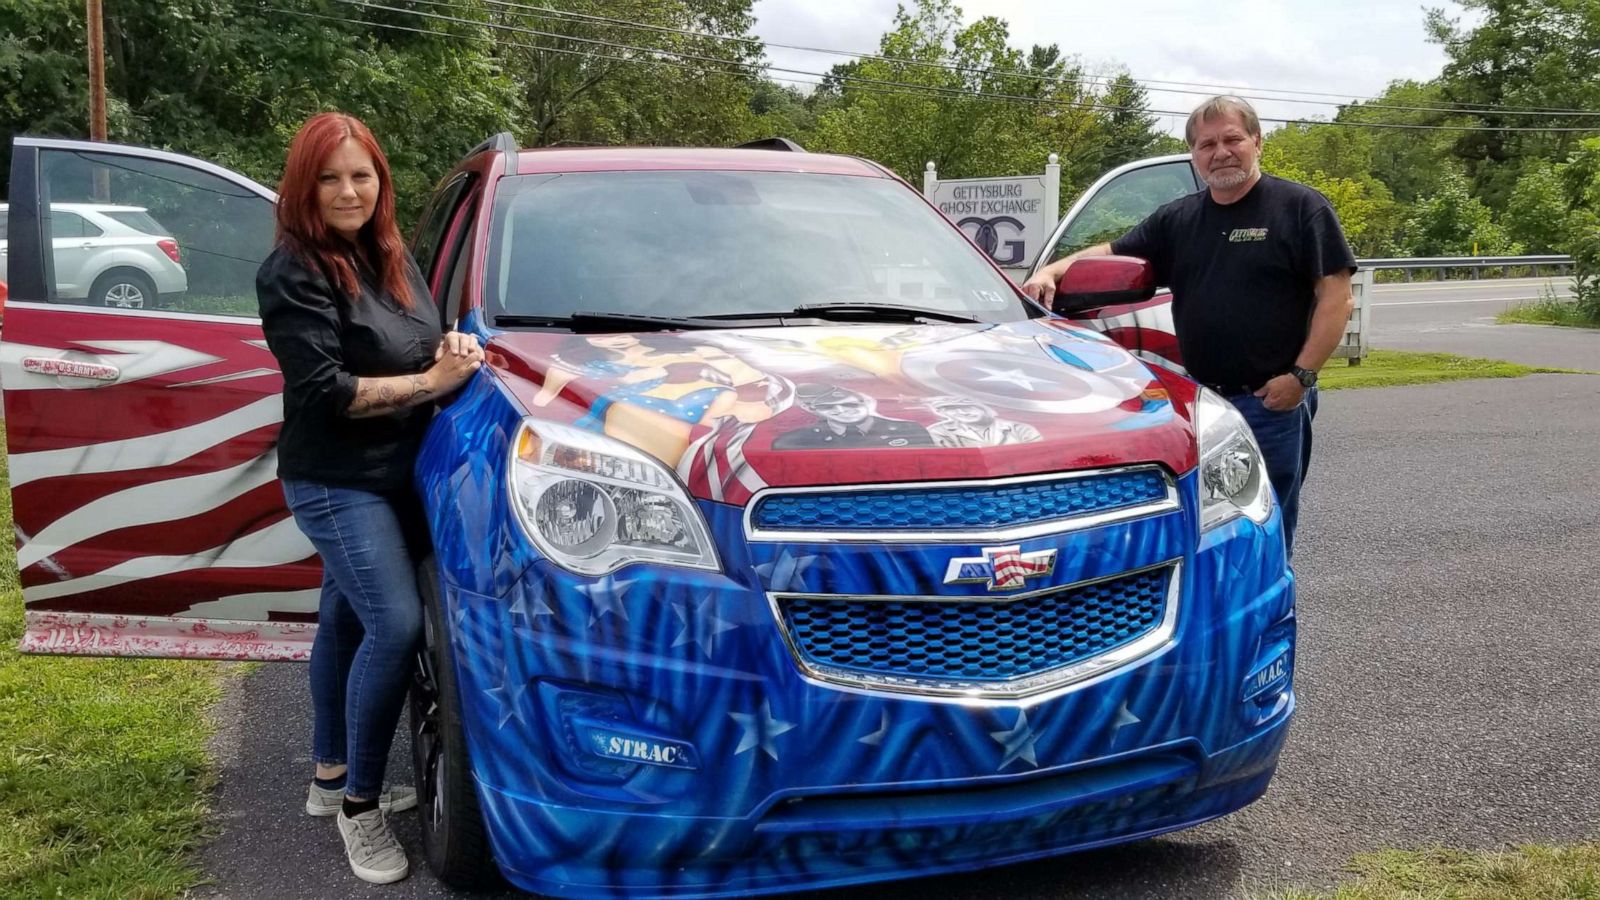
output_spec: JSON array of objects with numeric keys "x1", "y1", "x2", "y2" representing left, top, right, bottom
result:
[
  {"x1": 409, "y1": 556, "x2": 500, "y2": 889},
  {"x1": 88, "y1": 268, "x2": 157, "y2": 309}
]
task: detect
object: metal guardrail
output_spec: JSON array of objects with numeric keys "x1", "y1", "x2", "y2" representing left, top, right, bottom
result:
[{"x1": 1356, "y1": 254, "x2": 1574, "y2": 282}]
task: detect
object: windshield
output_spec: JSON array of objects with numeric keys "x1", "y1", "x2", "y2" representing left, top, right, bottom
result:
[{"x1": 484, "y1": 170, "x2": 1037, "y2": 325}]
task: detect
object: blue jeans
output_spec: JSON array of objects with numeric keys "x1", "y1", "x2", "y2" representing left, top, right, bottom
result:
[
  {"x1": 282, "y1": 479, "x2": 426, "y2": 800},
  {"x1": 1226, "y1": 387, "x2": 1318, "y2": 557}
]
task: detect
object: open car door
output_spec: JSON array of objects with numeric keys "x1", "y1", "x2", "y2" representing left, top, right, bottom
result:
[
  {"x1": 1030, "y1": 154, "x2": 1199, "y2": 372},
  {"x1": 3, "y1": 137, "x2": 321, "y2": 660}
]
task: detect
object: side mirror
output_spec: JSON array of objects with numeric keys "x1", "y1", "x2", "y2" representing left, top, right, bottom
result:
[{"x1": 1052, "y1": 255, "x2": 1156, "y2": 315}]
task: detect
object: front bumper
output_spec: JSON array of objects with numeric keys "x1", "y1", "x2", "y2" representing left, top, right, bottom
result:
[
  {"x1": 435, "y1": 486, "x2": 1294, "y2": 898},
  {"x1": 479, "y1": 715, "x2": 1289, "y2": 899}
]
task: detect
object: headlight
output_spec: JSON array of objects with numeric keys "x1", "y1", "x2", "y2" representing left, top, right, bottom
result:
[
  {"x1": 1194, "y1": 389, "x2": 1273, "y2": 531},
  {"x1": 509, "y1": 420, "x2": 719, "y2": 576}
]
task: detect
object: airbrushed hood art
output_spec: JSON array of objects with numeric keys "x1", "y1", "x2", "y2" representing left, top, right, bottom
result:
[{"x1": 488, "y1": 320, "x2": 1200, "y2": 503}]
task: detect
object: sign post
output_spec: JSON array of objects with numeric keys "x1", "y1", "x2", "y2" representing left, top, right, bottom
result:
[{"x1": 925, "y1": 154, "x2": 1061, "y2": 282}]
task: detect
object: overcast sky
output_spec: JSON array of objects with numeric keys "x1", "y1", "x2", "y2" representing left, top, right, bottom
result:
[{"x1": 751, "y1": 0, "x2": 1468, "y2": 137}]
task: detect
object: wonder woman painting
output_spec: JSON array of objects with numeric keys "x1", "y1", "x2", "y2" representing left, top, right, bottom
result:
[{"x1": 532, "y1": 334, "x2": 788, "y2": 463}]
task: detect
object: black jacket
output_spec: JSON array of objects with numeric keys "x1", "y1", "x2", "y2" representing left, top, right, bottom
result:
[{"x1": 256, "y1": 244, "x2": 442, "y2": 492}]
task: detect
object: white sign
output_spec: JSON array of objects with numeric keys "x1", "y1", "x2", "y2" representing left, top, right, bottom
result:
[{"x1": 924, "y1": 156, "x2": 1060, "y2": 275}]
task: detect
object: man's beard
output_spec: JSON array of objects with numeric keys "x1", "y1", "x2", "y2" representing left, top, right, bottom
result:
[{"x1": 1205, "y1": 161, "x2": 1257, "y2": 189}]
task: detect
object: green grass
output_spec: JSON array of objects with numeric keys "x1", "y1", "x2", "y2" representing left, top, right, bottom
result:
[
  {"x1": 169, "y1": 294, "x2": 259, "y2": 318},
  {"x1": 1319, "y1": 349, "x2": 1590, "y2": 390},
  {"x1": 1497, "y1": 296, "x2": 1600, "y2": 329},
  {"x1": 0, "y1": 429, "x2": 230, "y2": 899},
  {"x1": 1272, "y1": 845, "x2": 1600, "y2": 899}
]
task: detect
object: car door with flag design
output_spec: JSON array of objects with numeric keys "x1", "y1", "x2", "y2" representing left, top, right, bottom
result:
[
  {"x1": 1030, "y1": 154, "x2": 1200, "y2": 371},
  {"x1": 2, "y1": 138, "x2": 322, "y2": 660}
]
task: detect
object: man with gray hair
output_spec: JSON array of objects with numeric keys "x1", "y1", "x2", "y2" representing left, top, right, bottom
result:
[
  {"x1": 924, "y1": 396, "x2": 1042, "y2": 448},
  {"x1": 1022, "y1": 95, "x2": 1355, "y2": 554}
]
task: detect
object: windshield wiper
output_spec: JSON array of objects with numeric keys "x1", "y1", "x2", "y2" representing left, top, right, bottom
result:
[
  {"x1": 494, "y1": 311, "x2": 731, "y2": 331},
  {"x1": 787, "y1": 302, "x2": 981, "y2": 324},
  {"x1": 493, "y1": 303, "x2": 983, "y2": 331}
]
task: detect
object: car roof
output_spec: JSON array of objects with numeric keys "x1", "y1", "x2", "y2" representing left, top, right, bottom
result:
[{"x1": 508, "y1": 147, "x2": 890, "y2": 178}]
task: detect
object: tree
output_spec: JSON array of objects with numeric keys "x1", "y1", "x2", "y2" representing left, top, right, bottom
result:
[
  {"x1": 806, "y1": 0, "x2": 1123, "y2": 201},
  {"x1": 1503, "y1": 162, "x2": 1573, "y2": 253},
  {"x1": 0, "y1": 0, "x2": 523, "y2": 225},
  {"x1": 1426, "y1": 0, "x2": 1600, "y2": 210},
  {"x1": 1343, "y1": 80, "x2": 1466, "y2": 204},
  {"x1": 485, "y1": 0, "x2": 765, "y2": 150},
  {"x1": 1096, "y1": 73, "x2": 1162, "y2": 170},
  {"x1": 1554, "y1": 137, "x2": 1600, "y2": 321},
  {"x1": 0, "y1": 0, "x2": 100, "y2": 195},
  {"x1": 1398, "y1": 171, "x2": 1520, "y2": 256}
]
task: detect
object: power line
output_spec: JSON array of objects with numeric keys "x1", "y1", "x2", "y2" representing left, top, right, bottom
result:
[
  {"x1": 268, "y1": 6, "x2": 984, "y2": 119},
  {"x1": 294, "y1": 2, "x2": 1600, "y2": 134},
  {"x1": 429, "y1": 0, "x2": 1600, "y2": 119}
]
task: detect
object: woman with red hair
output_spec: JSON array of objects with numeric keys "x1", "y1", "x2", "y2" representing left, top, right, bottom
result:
[{"x1": 256, "y1": 112, "x2": 483, "y2": 884}]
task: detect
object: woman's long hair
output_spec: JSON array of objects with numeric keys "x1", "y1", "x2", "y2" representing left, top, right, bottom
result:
[{"x1": 275, "y1": 112, "x2": 414, "y2": 307}]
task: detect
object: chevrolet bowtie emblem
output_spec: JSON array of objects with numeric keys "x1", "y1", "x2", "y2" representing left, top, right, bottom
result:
[{"x1": 943, "y1": 545, "x2": 1057, "y2": 591}]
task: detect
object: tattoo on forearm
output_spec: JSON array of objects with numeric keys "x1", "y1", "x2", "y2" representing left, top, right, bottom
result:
[{"x1": 348, "y1": 373, "x2": 434, "y2": 418}]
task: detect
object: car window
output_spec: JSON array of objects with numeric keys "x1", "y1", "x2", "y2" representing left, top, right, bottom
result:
[
  {"x1": 50, "y1": 211, "x2": 89, "y2": 239},
  {"x1": 436, "y1": 199, "x2": 479, "y2": 330},
  {"x1": 412, "y1": 174, "x2": 472, "y2": 284},
  {"x1": 41, "y1": 149, "x2": 275, "y2": 315},
  {"x1": 485, "y1": 171, "x2": 1033, "y2": 324},
  {"x1": 1048, "y1": 162, "x2": 1199, "y2": 263},
  {"x1": 103, "y1": 209, "x2": 168, "y2": 235}
]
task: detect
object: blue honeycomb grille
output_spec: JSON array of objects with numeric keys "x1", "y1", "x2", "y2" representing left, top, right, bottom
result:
[
  {"x1": 750, "y1": 470, "x2": 1169, "y2": 533},
  {"x1": 781, "y1": 567, "x2": 1170, "y2": 683}
]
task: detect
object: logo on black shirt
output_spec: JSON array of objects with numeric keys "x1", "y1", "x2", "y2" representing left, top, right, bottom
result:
[{"x1": 1227, "y1": 227, "x2": 1269, "y2": 242}]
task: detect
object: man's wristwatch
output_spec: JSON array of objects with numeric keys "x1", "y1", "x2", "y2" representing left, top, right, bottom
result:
[{"x1": 1288, "y1": 365, "x2": 1318, "y2": 388}]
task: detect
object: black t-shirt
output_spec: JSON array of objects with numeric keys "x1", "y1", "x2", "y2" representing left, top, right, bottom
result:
[
  {"x1": 257, "y1": 245, "x2": 442, "y2": 493},
  {"x1": 1111, "y1": 174, "x2": 1356, "y2": 388}
]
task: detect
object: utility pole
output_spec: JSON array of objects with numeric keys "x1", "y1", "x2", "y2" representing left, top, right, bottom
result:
[
  {"x1": 86, "y1": 0, "x2": 107, "y2": 141},
  {"x1": 86, "y1": 0, "x2": 109, "y2": 200}
]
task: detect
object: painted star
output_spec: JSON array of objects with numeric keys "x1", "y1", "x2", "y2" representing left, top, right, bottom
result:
[
  {"x1": 672, "y1": 596, "x2": 738, "y2": 659},
  {"x1": 858, "y1": 710, "x2": 891, "y2": 747},
  {"x1": 1111, "y1": 701, "x2": 1141, "y2": 736},
  {"x1": 729, "y1": 700, "x2": 797, "y2": 761},
  {"x1": 508, "y1": 587, "x2": 555, "y2": 624},
  {"x1": 577, "y1": 574, "x2": 637, "y2": 627},
  {"x1": 989, "y1": 709, "x2": 1041, "y2": 771},
  {"x1": 975, "y1": 365, "x2": 1048, "y2": 391},
  {"x1": 482, "y1": 668, "x2": 529, "y2": 729},
  {"x1": 754, "y1": 550, "x2": 820, "y2": 593}
]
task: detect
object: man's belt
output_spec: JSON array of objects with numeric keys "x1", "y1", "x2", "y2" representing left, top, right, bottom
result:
[{"x1": 1200, "y1": 381, "x2": 1263, "y2": 396}]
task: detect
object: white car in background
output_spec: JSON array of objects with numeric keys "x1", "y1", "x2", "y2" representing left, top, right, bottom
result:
[{"x1": 0, "y1": 202, "x2": 187, "y2": 308}]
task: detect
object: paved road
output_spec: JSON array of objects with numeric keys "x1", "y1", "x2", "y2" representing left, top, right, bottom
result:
[
  {"x1": 1367, "y1": 276, "x2": 1598, "y2": 371},
  {"x1": 1369, "y1": 274, "x2": 1571, "y2": 319},
  {"x1": 196, "y1": 293, "x2": 1600, "y2": 899}
]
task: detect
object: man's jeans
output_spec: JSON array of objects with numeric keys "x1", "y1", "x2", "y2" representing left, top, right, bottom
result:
[
  {"x1": 282, "y1": 479, "x2": 425, "y2": 800},
  {"x1": 1225, "y1": 387, "x2": 1318, "y2": 557}
]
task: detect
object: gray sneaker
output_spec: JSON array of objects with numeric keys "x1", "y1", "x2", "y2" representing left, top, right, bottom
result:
[
  {"x1": 306, "y1": 783, "x2": 418, "y2": 817},
  {"x1": 336, "y1": 808, "x2": 410, "y2": 884}
]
